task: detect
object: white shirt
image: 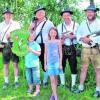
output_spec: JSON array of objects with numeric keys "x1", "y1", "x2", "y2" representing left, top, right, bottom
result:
[
  {"x1": 57, "y1": 21, "x2": 79, "y2": 46},
  {"x1": 0, "y1": 20, "x2": 21, "y2": 43},
  {"x1": 76, "y1": 18, "x2": 100, "y2": 47},
  {"x1": 29, "y1": 18, "x2": 54, "y2": 43}
]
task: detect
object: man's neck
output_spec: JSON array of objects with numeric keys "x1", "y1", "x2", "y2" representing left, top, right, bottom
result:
[
  {"x1": 5, "y1": 19, "x2": 12, "y2": 24},
  {"x1": 38, "y1": 17, "x2": 45, "y2": 23},
  {"x1": 87, "y1": 17, "x2": 96, "y2": 24},
  {"x1": 65, "y1": 20, "x2": 72, "y2": 25}
]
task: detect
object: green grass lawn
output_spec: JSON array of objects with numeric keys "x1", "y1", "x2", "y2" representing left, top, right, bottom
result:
[{"x1": 0, "y1": 53, "x2": 100, "y2": 100}]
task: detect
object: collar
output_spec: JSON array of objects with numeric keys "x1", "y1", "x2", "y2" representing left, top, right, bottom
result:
[
  {"x1": 64, "y1": 20, "x2": 73, "y2": 26},
  {"x1": 4, "y1": 19, "x2": 13, "y2": 25},
  {"x1": 28, "y1": 41, "x2": 35, "y2": 44},
  {"x1": 86, "y1": 18, "x2": 97, "y2": 25},
  {"x1": 37, "y1": 17, "x2": 46, "y2": 24}
]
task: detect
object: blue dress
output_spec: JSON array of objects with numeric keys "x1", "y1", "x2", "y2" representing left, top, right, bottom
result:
[{"x1": 46, "y1": 41, "x2": 60, "y2": 76}]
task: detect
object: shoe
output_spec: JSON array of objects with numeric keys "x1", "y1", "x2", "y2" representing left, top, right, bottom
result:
[
  {"x1": 73, "y1": 89, "x2": 84, "y2": 93},
  {"x1": 93, "y1": 91, "x2": 100, "y2": 98},
  {"x1": 54, "y1": 95, "x2": 58, "y2": 100},
  {"x1": 43, "y1": 82, "x2": 48, "y2": 88},
  {"x1": 3, "y1": 82, "x2": 9, "y2": 89},
  {"x1": 14, "y1": 82, "x2": 19, "y2": 88},
  {"x1": 33, "y1": 91, "x2": 40, "y2": 97},
  {"x1": 71, "y1": 85, "x2": 77, "y2": 92},
  {"x1": 50, "y1": 95, "x2": 55, "y2": 100},
  {"x1": 27, "y1": 89, "x2": 33, "y2": 94}
]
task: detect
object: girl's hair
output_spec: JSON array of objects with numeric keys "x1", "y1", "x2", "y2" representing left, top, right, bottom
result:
[{"x1": 48, "y1": 27, "x2": 59, "y2": 40}]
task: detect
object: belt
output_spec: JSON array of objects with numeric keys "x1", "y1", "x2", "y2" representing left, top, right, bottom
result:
[
  {"x1": 63, "y1": 44, "x2": 74, "y2": 47},
  {"x1": 1, "y1": 42, "x2": 13, "y2": 48},
  {"x1": 91, "y1": 44, "x2": 100, "y2": 48},
  {"x1": 84, "y1": 45, "x2": 98, "y2": 49},
  {"x1": 1, "y1": 42, "x2": 13, "y2": 45},
  {"x1": 91, "y1": 45, "x2": 97, "y2": 48}
]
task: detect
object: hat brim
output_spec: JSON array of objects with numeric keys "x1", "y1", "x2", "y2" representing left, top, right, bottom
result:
[
  {"x1": 84, "y1": 8, "x2": 99, "y2": 12},
  {"x1": 34, "y1": 8, "x2": 46, "y2": 14},
  {"x1": 2, "y1": 11, "x2": 13, "y2": 14},
  {"x1": 60, "y1": 11, "x2": 73, "y2": 16}
]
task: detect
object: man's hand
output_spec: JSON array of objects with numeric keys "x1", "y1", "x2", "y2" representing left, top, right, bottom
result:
[
  {"x1": 61, "y1": 32, "x2": 75, "y2": 40},
  {"x1": 80, "y1": 37, "x2": 92, "y2": 44},
  {"x1": 68, "y1": 33, "x2": 75, "y2": 39},
  {"x1": 0, "y1": 44, "x2": 4, "y2": 48}
]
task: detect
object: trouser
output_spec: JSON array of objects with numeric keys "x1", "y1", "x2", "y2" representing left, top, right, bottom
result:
[
  {"x1": 39, "y1": 43, "x2": 45, "y2": 71},
  {"x1": 39, "y1": 43, "x2": 49, "y2": 83},
  {"x1": 62, "y1": 45, "x2": 77, "y2": 74},
  {"x1": 1, "y1": 42, "x2": 19, "y2": 64},
  {"x1": 0, "y1": 42, "x2": 5, "y2": 52},
  {"x1": 0, "y1": 48, "x2": 3, "y2": 52}
]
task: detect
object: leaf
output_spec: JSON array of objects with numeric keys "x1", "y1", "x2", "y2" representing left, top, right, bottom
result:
[{"x1": 11, "y1": 29, "x2": 29, "y2": 57}]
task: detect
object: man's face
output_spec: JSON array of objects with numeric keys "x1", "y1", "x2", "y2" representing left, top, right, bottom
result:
[
  {"x1": 3, "y1": 13, "x2": 12, "y2": 21},
  {"x1": 36, "y1": 10, "x2": 45, "y2": 19},
  {"x1": 86, "y1": 10, "x2": 96, "y2": 21},
  {"x1": 62, "y1": 12, "x2": 72, "y2": 22}
]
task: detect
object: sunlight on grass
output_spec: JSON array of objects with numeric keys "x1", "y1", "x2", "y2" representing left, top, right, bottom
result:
[{"x1": 0, "y1": 53, "x2": 100, "y2": 100}]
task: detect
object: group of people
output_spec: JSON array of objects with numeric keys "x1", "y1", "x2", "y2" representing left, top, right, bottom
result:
[{"x1": 0, "y1": 3, "x2": 100, "y2": 100}]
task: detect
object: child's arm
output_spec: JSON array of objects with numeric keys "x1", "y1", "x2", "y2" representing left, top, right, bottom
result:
[
  {"x1": 27, "y1": 47, "x2": 41, "y2": 56},
  {"x1": 44, "y1": 43, "x2": 47, "y2": 71},
  {"x1": 58, "y1": 40, "x2": 62, "y2": 69}
]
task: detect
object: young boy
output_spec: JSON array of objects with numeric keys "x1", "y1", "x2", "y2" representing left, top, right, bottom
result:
[{"x1": 25, "y1": 33, "x2": 41, "y2": 96}]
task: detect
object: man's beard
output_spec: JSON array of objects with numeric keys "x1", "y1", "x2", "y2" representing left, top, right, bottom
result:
[{"x1": 87, "y1": 16, "x2": 96, "y2": 21}]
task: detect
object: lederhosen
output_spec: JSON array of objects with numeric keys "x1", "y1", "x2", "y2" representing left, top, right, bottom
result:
[
  {"x1": 62, "y1": 22, "x2": 77, "y2": 74},
  {"x1": 0, "y1": 23, "x2": 19, "y2": 64}
]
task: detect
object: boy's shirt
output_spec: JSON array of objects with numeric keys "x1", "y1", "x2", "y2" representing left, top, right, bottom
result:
[{"x1": 25, "y1": 41, "x2": 41, "y2": 68}]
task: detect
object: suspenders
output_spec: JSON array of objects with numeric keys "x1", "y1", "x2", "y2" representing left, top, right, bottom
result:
[
  {"x1": 34, "y1": 20, "x2": 47, "y2": 43},
  {"x1": 0, "y1": 23, "x2": 11, "y2": 42},
  {"x1": 62, "y1": 21, "x2": 75, "y2": 45}
]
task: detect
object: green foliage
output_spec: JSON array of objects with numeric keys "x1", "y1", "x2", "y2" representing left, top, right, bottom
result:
[
  {"x1": 11, "y1": 29, "x2": 29, "y2": 57},
  {"x1": 0, "y1": 0, "x2": 86, "y2": 26},
  {"x1": 0, "y1": 0, "x2": 99, "y2": 26}
]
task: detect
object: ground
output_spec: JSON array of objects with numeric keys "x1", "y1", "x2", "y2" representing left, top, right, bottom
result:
[{"x1": 0, "y1": 53, "x2": 100, "y2": 100}]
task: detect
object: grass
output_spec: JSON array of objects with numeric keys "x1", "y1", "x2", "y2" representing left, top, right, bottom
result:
[{"x1": 0, "y1": 53, "x2": 100, "y2": 100}]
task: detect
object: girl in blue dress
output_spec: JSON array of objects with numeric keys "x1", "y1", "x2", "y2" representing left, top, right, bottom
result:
[{"x1": 44, "y1": 27, "x2": 62, "y2": 100}]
